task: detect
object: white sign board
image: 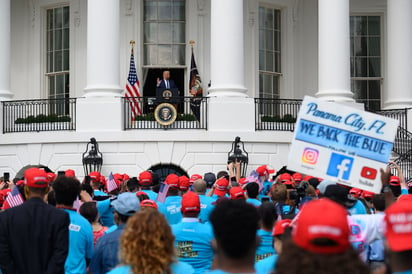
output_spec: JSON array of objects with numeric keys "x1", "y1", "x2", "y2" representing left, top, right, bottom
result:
[{"x1": 287, "y1": 96, "x2": 399, "y2": 193}]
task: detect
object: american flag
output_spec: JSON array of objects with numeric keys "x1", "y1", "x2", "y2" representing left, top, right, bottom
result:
[
  {"x1": 156, "y1": 183, "x2": 170, "y2": 203},
  {"x1": 125, "y1": 47, "x2": 142, "y2": 117},
  {"x1": 6, "y1": 187, "x2": 24, "y2": 208},
  {"x1": 106, "y1": 172, "x2": 118, "y2": 193}
]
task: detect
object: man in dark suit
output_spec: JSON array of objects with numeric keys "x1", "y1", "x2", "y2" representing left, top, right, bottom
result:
[
  {"x1": 156, "y1": 70, "x2": 178, "y2": 89},
  {"x1": 0, "y1": 168, "x2": 69, "y2": 274}
]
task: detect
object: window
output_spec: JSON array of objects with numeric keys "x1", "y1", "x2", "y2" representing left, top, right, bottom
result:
[
  {"x1": 143, "y1": 0, "x2": 185, "y2": 66},
  {"x1": 350, "y1": 16, "x2": 381, "y2": 111},
  {"x1": 259, "y1": 7, "x2": 281, "y2": 100},
  {"x1": 46, "y1": 6, "x2": 70, "y2": 115}
]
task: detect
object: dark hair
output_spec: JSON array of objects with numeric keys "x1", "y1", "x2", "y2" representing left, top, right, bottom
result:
[
  {"x1": 116, "y1": 212, "x2": 131, "y2": 224},
  {"x1": 390, "y1": 185, "x2": 401, "y2": 197},
  {"x1": 245, "y1": 182, "x2": 259, "y2": 199},
  {"x1": 275, "y1": 239, "x2": 369, "y2": 274},
  {"x1": 216, "y1": 171, "x2": 229, "y2": 179},
  {"x1": 53, "y1": 176, "x2": 81, "y2": 206},
  {"x1": 47, "y1": 190, "x2": 56, "y2": 206},
  {"x1": 372, "y1": 194, "x2": 385, "y2": 212},
  {"x1": 308, "y1": 178, "x2": 320, "y2": 189},
  {"x1": 210, "y1": 199, "x2": 259, "y2": 259},
  {"x1": 136, "y1": 192, "x2": 149, "y2": 202},
  {"x1": 127, "y1": 178, "x2": 139, "y2": 192},
  {"x1": 79, "y1": 202, "x2": 98, "y2": 224},
  {"x1": 258, "y1": 202, "x2": 277, "y2": 231},
  {"x1": 81, "y1": 183, "x2": 93, "y2": 197}
]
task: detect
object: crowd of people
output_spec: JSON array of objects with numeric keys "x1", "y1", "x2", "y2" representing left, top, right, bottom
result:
[{"x1": 0, "y1": 160, "x2": 411, "y2": 274}]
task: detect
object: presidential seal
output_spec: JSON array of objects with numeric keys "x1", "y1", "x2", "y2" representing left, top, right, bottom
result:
[
  {"x1": 154, "y1": 103, "x2": 177, "y2": 126},
  {"x1": 161, "y1": 89, "x2": 173, "y2": 99}
]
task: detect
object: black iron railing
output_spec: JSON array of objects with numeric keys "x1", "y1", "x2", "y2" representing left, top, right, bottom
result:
[
  {"x1": 255, "y1": 98, "x2": 302, "y2": 131},
  {"x1": 373, "y1": 108, "x2": 408, "y2": 131},
  {"x1": 122, "y1": 96, "x2": 208, "y2": 130},
  {"x1": 2, "y1": 98, "x2": 76, "y2": 133}
]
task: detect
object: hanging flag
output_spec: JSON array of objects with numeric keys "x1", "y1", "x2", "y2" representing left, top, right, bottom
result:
[
  {"x1": 156, "y1": 183, "x2": 170, "y2": 203},
  {"x1": 125, "y1": 45, "x2": 142, "y2": 117},
  {"x1": 5, "y1": 186, "x2": 24, "y2": 208},
  {"x1": 106, "y1": 172, "x2": 118, "y2": 193},
  {"x1": 189, "y1": 47, "x2": 203, "y2": 121}
]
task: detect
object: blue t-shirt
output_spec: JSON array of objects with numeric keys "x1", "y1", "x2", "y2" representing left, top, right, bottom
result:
[
  {"x1": 172, "y1": 218, "x2": 214, "y2": 274},
  {"x1": 158, "y1": 195, "x2": 183, "y2": 225},
  {"x1": 246, "y1": 198, "x2": 262, "y2": 207},
  {"x1": 261, "y1": 181, "x2": 272, "y2": 196},
  {"x1": 255, "y1": 254, "x2": 278, "y2": 274},
  {"x1": 198, "y1": 194, "x2": 215, "y2": 223},
  {"x1": 96, "y1": 199, "x2": 115, "y2": 227},
  {"x1": 107, "y1": 261, "x2": 195, "y2": 274},
  {"x1": 90, "y1": 224, "x2": 125, "y2": 274},
  {"x1": 141, "y1": 189, "x2": 157, "y2": 201},
  {"x1": 394, "y1": 271, "x2": 412, "y2": 274},
  {"x1": 348, "y1": 200, "x2": 368, "y2": 215},
  {"x1": 94, "y1": 189, "x2": 106, "y2": 197},
  {"x1": 63, "y1": 209, "x2": 93, "y2": 274},
  {"x1": 255, "y1": 229, "x2": 275, "y2": 262}
]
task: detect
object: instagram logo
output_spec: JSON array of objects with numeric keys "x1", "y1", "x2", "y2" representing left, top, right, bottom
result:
[{"x1": 301, "y1": 148, "x2": 319, "y2": 164}]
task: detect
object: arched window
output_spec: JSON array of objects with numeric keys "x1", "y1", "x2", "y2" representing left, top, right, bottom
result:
[{"x1": 148, "y1": 163, "x2": 188, "y2": 183}]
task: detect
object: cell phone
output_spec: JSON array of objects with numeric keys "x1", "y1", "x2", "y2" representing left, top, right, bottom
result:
[
  {"x1": 84, "y1": 175, "x2": 91, "y2": 185},
  {"x1": 3, "y1": 172, "x2": 10, "y2": 182},
  {"x1": 57, "y1": 171, "x2": 65, "y2": 177}
]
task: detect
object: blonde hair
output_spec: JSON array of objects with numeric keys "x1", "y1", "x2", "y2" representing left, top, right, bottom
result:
[{"x1": 119, "y1": 210, "x2": 175, "y2": 274}]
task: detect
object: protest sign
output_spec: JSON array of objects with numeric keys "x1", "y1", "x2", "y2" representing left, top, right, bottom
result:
[{"x1": 287, "y1": 96, "x2": 398, "y2": 193}]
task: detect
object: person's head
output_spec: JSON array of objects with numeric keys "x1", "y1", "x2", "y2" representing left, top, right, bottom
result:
[
  {"x1": 323, "y1": 184, "x2": 355, "y2": 209},
  {"x1": 79, "y1": 202, "x2": 99, "y2": 224},
  {"x1": 163, "y1": 70, "x2": 170, "y2": 80},
  {"x1": 371, "y1": 194, "x2": 385, "y2": 212},
  {"x1": 164, "y1": 174, "x2": 179, "y2": 196},
  {"x1": 270, "y1": 183, "x2": 288, "y2": 203},
  {"x1": 23, "y1": 168, "x2": 50, "y2": 199},
  {"x1": 245, "y1": 182, "x2": 259, "y2": 199},
  {"x1": 389, "y1": 175, "x2": 402, "y2": 197},
  {"x1": 258, "y1": 202, "x2": 277, "y2": 231},
  {"x1": 111, "y1": 192, "x2": 140, "y2": 224},
  {"x1": 229, "y1": 186, "x2": 245, "y2": 200},
  {"x1": 181, "y1": 191, "x2": 201, "y2": 218},
  {"x1": 193, "y1": 179, "x2": 207, "y2": 194},
  {"x1": 119, "y1": 209, "x2": 175, "y2": 274},
  {"x1": 384, "y1": 195, "x2": 412, "y2": 272},
  {"x1": 140, "y1": 199, "x2": 158, "y2": 210},
  {"x1": 190, "y1": 174, "x2": 202, "y2": 185},
  {"x1": 275, "y1": 198, "x2": 368, "y2": 274},
  {"x1": 178, "y1": 175, "x2": 190, "y2": 193},
  {"x1": 126, "y1": 177, "x2": 139, "y2": 192},
  {"x1": 210, "y1": 200, "x2": 260, "y2": 262},
  {"x1": 256, "y1": 165, "x2": 275, "y2": 181},
  {"x1": 139, "y1": 171, "x2": 153, "y2": 188},
  {"x1": 136, "y1": 191, "x2": 150, "y2": 202},
  {"x1": 89, "y1": 171, "x2": 101, "y2": 189},
  {"x1": 214, "y1": 177, "x2": 229, "y2": 197},
  {"x1": 272, "y1": 219, "x2": 292, "y2": 254},
  {"x1": 204, "y1": 172, "x2": 216, "y2": 188},
  {"x1": 52, "y1": 176, "x2": 81, "y2": 207},
  {"x1": 216, "y1": 171, "x2": 229, "y2": 180}
]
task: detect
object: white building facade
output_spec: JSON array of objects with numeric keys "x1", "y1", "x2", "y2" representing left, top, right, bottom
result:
[{"x1": 0, "y1": 0, "x2": 411, "y2": 178}]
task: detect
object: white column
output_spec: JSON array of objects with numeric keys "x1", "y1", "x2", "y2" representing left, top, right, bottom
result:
[
  {"x1": 208, "y1": 0, "x2": 247, "y2": 97},
  {"x1": 0, "y1": 0, "x2": 13, "y2": 100},
  {"x1": 84, "y1": 0, "x2": 122, "y2": 97},
  {"x1": 316, "y1": 0, "x2": 353, "y2": 102},
  {"x1": 385, "y1": 0, "x2": 412, "y2": 109}
]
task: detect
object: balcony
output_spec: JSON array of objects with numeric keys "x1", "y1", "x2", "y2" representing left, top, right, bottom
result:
[
  {"x1": 122, "y1": 96, "x2": 208, "y2": 130},
  {"x1": 2, "y1": 98, "x2": 76, "y2": 133},
  {"x1": 255, "y1": 98, "x2": 302, "y2": 131}
]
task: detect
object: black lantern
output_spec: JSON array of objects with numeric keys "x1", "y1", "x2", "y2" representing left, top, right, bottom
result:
[
  {"x1": 227, "y1": 136, "x2": 249, "y2": 177},
  {"x1": 82, "y1": 137, "x2": 103, "y2": 176}
]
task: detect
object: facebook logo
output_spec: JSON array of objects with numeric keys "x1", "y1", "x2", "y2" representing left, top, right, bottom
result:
[{"x1": 326, "y1": 153, "x2": 354, "y2": 180}]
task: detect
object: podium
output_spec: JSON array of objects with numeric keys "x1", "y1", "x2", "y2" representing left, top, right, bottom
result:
[{"x1": 155, "y1": 88, "x2": 181, "y2": 111}]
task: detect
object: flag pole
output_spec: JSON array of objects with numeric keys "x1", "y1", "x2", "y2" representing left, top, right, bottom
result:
[{"x1": 130, "y1": 40, "x2": 135, "y2": 53}]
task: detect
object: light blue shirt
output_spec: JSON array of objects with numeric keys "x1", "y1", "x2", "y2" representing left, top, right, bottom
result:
[
  {"x1": 158, "y1": 195, "x2": 182, "y2": 225},
  {"x1": 348, "y1": 200, "x2": 368, "y2": 215},
  {"x1": 107, "y1": 261, "x2": 195, "y2": 274},
  {"x1": 63, "y1": 209, "x2": 93, "y2": 274},
  {"x1": 94, "y1": 189, "x2": 106, "y2": 197},
  {"x1": 256, "y1": 229, "x2": 275, "y2": 262},
  {"x1": 246, "y1": 198, "x2": 262, "y2": 207},
  {"x1": 255, "y1": 254, "x2": 278, "y2": 274},
  {"x1": 172, "y1": 218, "x2": 214, "y2": 274},
  {"x1": 198, "y1": 194, "x2": 215, "y2": 223},
  {"x1": 96, "y1": 199, "x2": 115, "y2": 227},
  {"x1": 141, "y1": 189, "x2": 158, "y2": 201}
]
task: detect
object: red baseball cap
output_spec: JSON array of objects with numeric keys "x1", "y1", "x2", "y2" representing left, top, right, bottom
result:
[
  {"x1": 24, "y1": 168, "x2": 49, "y2": 188},
  {"x1": 279, "y1": 173, "x2": 292, "y2": 182},
  {"x1": 15, "y1": 180, "x2": 25, "y2": 186},
  {"x1": 136, "y1": 191, "x2": 147, "y2": 197},
  {"x1": 385, "y1": 196, "x2": 412, "y2": 251},
  {"x1": 283, "y1": 181, "x2": 295, "y2": 189},
  {"x1": 292, "y1": 173, "x2": 303, "y2": 182},
  {"x1": 292, "y1": 199, "x2": 350, "y2": 254},
  {"x1": 214, "y1": 178, "x2": 229, "y2": 197},
  {"x1": 349, "y1": 188, "x2": 362, "y2": 198},
  {"x1": 229, "y1": 186, "x2": 245, "y2": 200},
  {"x1": 190, "y1": 174, "x2": 202, "y2": 184},
  {"x1": 89, "y1": 171, "x2": 101, "y2": 182},
  {"x1": 46, "y1": 172, "x2": 57, "y2": 183},
  {"x1": 256, "y1": 165, "x2": 275, "y2": 177},
  {"x1": 65, "y1": 169, "x2": 76, "y2": 177},
  {"x1": 181, "y1": 191, "x2": 200, "y2": 213},
  {"x1": 273, "y1": 219, "x2": 292, "y2": 236},
  {"x1": 303, "y1": 175, "x2": 313, "y2": 181},
  {"x1": 139, "y1": 171, "x2": 152, "y2": 186},
  {"x1": 140, "y1": 199, "x2": 158, "y2": 209},
  {"x1": 165, "y1": 174, "x2": 179, "y2": 188},
  {"x1": 238, "y1": 177, "x2": 248, "y2": 186},
  {"x1": 361, "y1": 190, "x2": 375, "y2": 199},
  {"x1": 179, "y1": 175, "x2": 191, "y2": 191},
  {"x1": 389, "y1": 176, "x2": 401, "y2": 186}
]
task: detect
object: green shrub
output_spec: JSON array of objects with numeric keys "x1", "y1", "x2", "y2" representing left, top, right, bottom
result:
[
  {"x1": 14, "y1": 114, "x2": 71, "y2": 124},
  {"x1": 261, "y1": 114, "x2": 296, "y2": 123}
]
